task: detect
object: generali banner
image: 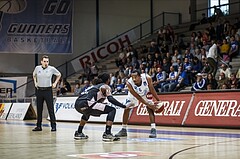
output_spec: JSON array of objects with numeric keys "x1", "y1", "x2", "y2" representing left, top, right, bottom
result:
[
  {"x1": 128, "y1": 93, "x2": 193, "y2": 126},
  {"x1": 184, "y1": 91, "x2": 240, "y2": 128},
  {"x1": 128, "y1": 91, "x2": 240, "y2": 128}
]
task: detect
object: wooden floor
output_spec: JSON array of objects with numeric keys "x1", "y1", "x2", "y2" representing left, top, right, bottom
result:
[{"x1": 0, "y1": 119, "x2": 240, "y2": 159}]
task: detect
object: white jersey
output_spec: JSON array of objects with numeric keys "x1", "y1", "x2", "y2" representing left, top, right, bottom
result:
[{"x1": 127, "y1": 73, "x2": 151, "y2": 106}]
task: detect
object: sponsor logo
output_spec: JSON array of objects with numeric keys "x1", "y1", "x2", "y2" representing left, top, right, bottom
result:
[
  {"x1": 195, "y1": 100, "x2": 240, "y2": 117},
  {"x1": 136, "y1": 100, "x2": 186, "y2": 116},
  {"x1": 55, "y1": 102, "x2": 75, "y2": 113}
]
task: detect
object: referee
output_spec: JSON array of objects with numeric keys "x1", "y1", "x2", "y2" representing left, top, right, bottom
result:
[{"x1": 32, "y1": 55, "x2": 61, "y2": 132}]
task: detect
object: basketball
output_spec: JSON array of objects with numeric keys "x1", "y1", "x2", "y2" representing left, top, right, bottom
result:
[
  {"x1": 0, "y1": 0, "x2": 26, "y2": 13},
  {"x1": 154, "y1": 101, "x2": 164, "y2": 113}
]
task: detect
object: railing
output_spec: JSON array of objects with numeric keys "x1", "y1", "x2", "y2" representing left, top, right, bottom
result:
[{"x1": 13, "y1": 11, "x2": 181, "y2": 97}]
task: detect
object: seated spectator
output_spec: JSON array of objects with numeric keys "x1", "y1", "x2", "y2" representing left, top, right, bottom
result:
[
  {"x1": 191, "y1": 73, "x2": 207, "y2": 91},
  {"x1": 174, "y1": 66, "x2": 189, "y2": 91},
  {"x1": 79, "y1": 80, "x2": 90, "y2": 93},
  {"x1": 206, "y1": 73, "x2": 218, "y2": 89},
  {"x1": 59, "y1": 78, "x2": 71, "y2": 95},
  {"x1": 153, "y1": 67, "x2": 167, "y2": 92},
  {"x1": 114, "y1": 78, "x2": 125, "y2": 94},
  {"x1": 74, "y1": 83, "x2": 81, "y2": 95},
  {"x1": 228, "y1": 73, "x2": 239, "y2": 89},
  {"x1": 191, "y1": 56, "x2": 203, "y2": 82},
  {"x1": 219, "y1": 64, "x2": 231, "y2": 79},
  {"x1": 183, "y1": 57, "x2": 193, "y2": 85},
  {"x1": 162, "y1": 66, "x2": 178, "y2": 92},
  {"x1": 220, "y1": 38, "x2": 230, "y2": 62},
  {"x1": 229, "y1": 36, "x2": 239, "y2": 61},
  {"x1": 217, "y1": 72, "x2": 228, "y2": 89},
  {"x1": 110, "y1": 72, "x2": 117, "y2": 90}
]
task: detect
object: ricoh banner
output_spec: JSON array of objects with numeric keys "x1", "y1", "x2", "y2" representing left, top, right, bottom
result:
[
  {"x1": 71, "y1": 30, "x2": 137, "y2": 72},
  {"x1": 0, "y1": 0, "x2": 73, "y2": 54}
]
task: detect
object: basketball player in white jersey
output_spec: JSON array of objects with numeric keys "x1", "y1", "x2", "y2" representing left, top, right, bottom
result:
[{"x1": 115, "y1": 70, "x2": 161, "y2": 138}]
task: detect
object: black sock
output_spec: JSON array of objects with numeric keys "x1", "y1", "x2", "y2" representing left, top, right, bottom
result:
[
  {"x1": 78, "y1": 125, "x2": 84, "y2": 133},
  {"x1": 105, "y1": 125, "x2": 111, "y2": 134}
]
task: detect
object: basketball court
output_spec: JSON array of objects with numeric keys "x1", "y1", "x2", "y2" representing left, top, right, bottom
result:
[{"x1": 0, "y1": 119, "x2": 240, "y2": 159}]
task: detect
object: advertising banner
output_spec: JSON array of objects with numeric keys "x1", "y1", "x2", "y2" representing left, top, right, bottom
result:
[
  {"x1": 71, "y1": 30, "x2": 137, "y2": 72},
  {"x1": 0, "y1": 103, "x2": 12, "y2": 120},
  {"x1": 0, "y1": 0, "x2": 73, "y2": 54},
  {"x1": 53, "y1": 95, "x2": 126, "y2": 122},
  {"x1": 184, "y1": 91, "x2": 240, "y2": 128},
  {"x1": 128, "y1": 93, "x2": 193, "y2": 126},
  {"x1": 7, "y1": 103, "x2": 31, "y2": 120},
  {"x1": 0, "y1": 77, "x2": 28, "y2": 98}
]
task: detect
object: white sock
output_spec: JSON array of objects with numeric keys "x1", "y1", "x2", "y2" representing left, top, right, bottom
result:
[
  {"x1": 122, "y1": 124, "x2": 127, "y2": 129},
  {"x1": 151, "y1": 123, "x2": 156, "y2": 129}
]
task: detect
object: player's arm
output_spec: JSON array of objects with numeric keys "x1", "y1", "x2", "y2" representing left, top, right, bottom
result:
[
  {"x1": 101, "y1": 85, "x2": 126, "y2": 108},
  {"x1": 126, "y1": 81, "x2": 153, "y2": 108},
  {"x1": 146, "y1": 76, "x2": 160, "y2": 101}
]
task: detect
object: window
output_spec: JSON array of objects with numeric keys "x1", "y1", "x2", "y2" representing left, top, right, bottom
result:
[{"x1": 209, "y1": 0, "x2": 229, "y2": 16}]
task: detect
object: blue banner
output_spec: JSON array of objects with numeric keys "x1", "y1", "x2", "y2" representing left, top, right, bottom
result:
[{"x1": 0, "y1": 0, "x2": 72, "y2": 54}]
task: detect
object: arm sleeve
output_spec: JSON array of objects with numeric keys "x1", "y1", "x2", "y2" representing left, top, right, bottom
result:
[{"x1": 107, "y1": 96, "x2": 126, "y2": 108}]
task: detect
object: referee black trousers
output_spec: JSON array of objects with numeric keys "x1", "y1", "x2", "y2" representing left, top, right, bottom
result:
[{"x1": 36, "y1": 89, "x2": 56, "y2": 128}]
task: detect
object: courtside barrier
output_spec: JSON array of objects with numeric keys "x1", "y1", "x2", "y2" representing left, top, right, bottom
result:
[
  {"x1": 128, "y1": 93, "x2": 193, "y2": 126},
  {"x1": 184, "y1": 91, "x2": 240, "y2": 128}
]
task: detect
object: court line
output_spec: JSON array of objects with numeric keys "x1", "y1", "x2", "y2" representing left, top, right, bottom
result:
[
  {"x1": 168, "y1": 139, "x2": 240, "y2": 159},
  {"x1": 1, "y1": 120, "x2": 240, "y2": 139}
]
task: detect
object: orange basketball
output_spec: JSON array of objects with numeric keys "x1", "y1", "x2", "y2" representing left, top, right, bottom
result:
[{"x1": 154, "y1": 101, "x2": 164, "y2": 113}]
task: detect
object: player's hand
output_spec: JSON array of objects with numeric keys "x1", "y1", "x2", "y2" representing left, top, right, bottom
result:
[
  {"x1": 146, "y1": 103, "x2": 156, "y2": 111},
  {"x1": 125, "y1": 102, "x2": 135, "y2": 109}
]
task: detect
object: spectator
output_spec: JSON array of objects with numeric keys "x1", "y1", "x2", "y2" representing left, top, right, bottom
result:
[
  {"x1": 229, "y1": 36, "x2": 239, "y2": 62},
  {"x1": 206, "y1": 73, "x2": 218, "y2": 89},
  {"x1": 191, "y1": 73, "x2": 207, "y2": 91},
  {"x1": 217, "y1": 72, "x2": 228, "y2": 89},
  {"x1": 212, "y1": 5, "x2": 224, "y2": 22},
  {"x1": 153, "y1": 67, "x2": 167, "y2": 92},
  {"x1": 59, "y1": 78, "x2": 71, "y2": 95},
  {"x1": 80, "y1": 80, "x2": 90, "y2": 93},
  {"x1": 228, "y1": 73, "x2": 239, "y2": 89},
  {"x1": 110, "y1": 73, "x2": 117, "y2": 90},
  {"x1": 74, "y1": 83, "x2": 81, "y2": 95},
  {"x1": 206, "y1": 40, "x2": 218, "y2": 77},
  {"x1": 162, "y1": 58, "x2": 171, "y2": 74},
  {"x1": 174, "y1": 65, "x2": 189, "y2": 91},
  {"x1": 200, "y1": 13, "x2": 208, "y2": 24},
  {"x1": 183, "y1": 57, "x2": 193, "y2": 84},
  {"x1": 219, "y1": 64, "x2": 231, "y2": 79},
  {"x1": 89, "y1": 61, "x2": 99, "y2": 81},
  {"x1": 162, "y1": 66, "x2": 178, "y2": 92},
  {"x1": 220, "y1": 38, "x2": 230, "y2": 62},
  {"x1": 191, "y1": 56, "x2": 203, "y2": 82}
]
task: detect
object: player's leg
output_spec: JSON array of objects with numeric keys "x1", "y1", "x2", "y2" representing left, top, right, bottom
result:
[
  {"x1": 74, "y1": 100, "x2": 90, "y2": 140},
  {"x1": 74, "y1": 114, "x2": 89, "y2": 140},
  {"x1": 115, "y1": 99, "x2": 136, "y2": 137},
  {"x1": 147, "y1": 107, "x2": 157, "y2": 138}
]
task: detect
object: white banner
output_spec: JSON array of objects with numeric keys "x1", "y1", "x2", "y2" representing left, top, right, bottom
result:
[
  {"x1": 71, "y1": 30, "x2": 137, "y2": 72},
  {"x1": 0, "y1": 103, "x2": 12, "y2": 120},
  {"x1": 0, "y1": 76, "x2": 28, "y2": 98},
  {"x1": 7, "y1": 103, "x2": 31, "y2": 120},
  {"x1": 53, "y1": 95, "x2": 127, "y2": 122}
]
